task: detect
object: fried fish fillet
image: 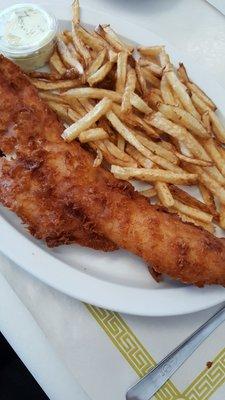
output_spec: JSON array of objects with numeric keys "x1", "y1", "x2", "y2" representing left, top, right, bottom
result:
[
  {"x1": 0, "y1": 56, "x2": 116, "y2": 251},
  {"x1": 0, "y1": 56, "x2": 225, "y2": 286}
]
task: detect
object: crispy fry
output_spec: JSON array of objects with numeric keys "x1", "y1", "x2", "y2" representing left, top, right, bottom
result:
[
  {"x1": 130, "y1": 93, "x2": 152, "y2": 114},
  {"x1": 39, "y1": 91, "x2": 66, "y2": 104},
  {"x1": 173, "y1": 199, "x2": 213, "y2": 223},
  {"x1": 64, "y1": 96, "x2": 87, "y2": 116},
  {"x1": 155, "y1": 182, "x2": 174, "y2": 207},
  {"x1": 202, "y1": 111, "x2": 211, "y2": 134},
  {"x1": 165, "y1": 69, "x2": 200, "y2": 119},
  {"x1": 71, "y1": 24, "x2": 91, "y2": 65},
  {"x1": 191, "y1": 92, "x2": 211, "y2": 114},
  {"x1": 149, "y1": 112, "x2": 210, "y2": 161},
  {"x1": 62, "y1": 97, "x2": 112, "y2": 141},
  {"x1": 126, "y1": 144, "x2": 153, "y2": 168},
  {"x1": 160, "y1": 74, "x2": 176, "y2": 106},
  {"x1": 96, "y1": 141, "x2": 135, "y2": 167},
  {"x1": 176, "y1": 212, "x2": 214, "y2": 233},
  {"x1": 139, "y1": 188, "x2": 157, "y2": 198},
  {"x1": 96, "y1": 24, "x2": 133, "y2": 53},
  {"x1": 142, "y1": 67, "x2": 160, "y2": 88},
  {"x1": 135, "y1": 61, "x2": 147, "y2": 96},
  {"x1": 63, "y1": 87, "x2": 121, "y2": 102},
  {"x1": 72, "y1": 0, "x2": 80, "y2": 24},
  {"x1": 121, "y1": 68, "x2": 136, "y2": 113},
  {"x1": 28, "y1": 70, "x2": 60, "y2": 80},
  {"x1": 190, "y1": 165, "x2": 225, "y2": 205},
  {"x1": 104, "y1": 140, "x2": 137, "y2": 165},
  {"x1": 93, "y1": 148, "x2": 103, "y2": 167},
  {"x1": 175, "y1": 151, "x2": 213, "y2": 167},
  {"x1": 208, "y1": 110, "x2": 225, "y2": 143},
  {"x1": 187, "y1": 82, "x2": 216, "y2": 111},
  {"x1": 159, "y1": 104, "x2": 209, "y2": 138},
  {"x1": 31, "y1": 77, "x2": 84, "y2": 90},
  {"x1": 116, "y1": 51, "x2": 128, "y2": 93},
  {"x1": 79, "y1": 128, "x2": 108, "y2": 143},
  {"x1": 117, "y1": 136, "x2": 125, "y2": 152},
  {"x1": 199, "y1": 183, "x2": 217, "y2": 217},
  {"x1": 47, "y1": 101, "x2": 78, "y2": 124},
  {"x1": 87, "y1": 61, "x2": 114, "y2": 86},
  {"x1": 139, "y1": 59, "x2": 163, "y2": 76},
  {"x1": 49, "y1": 50, "x2": 67, "y2": 75},
  {"x1": 159, "y1": 48, "x2": 170, "y2": 68},
  {"x1": 86, "y1": 48, "x2": 107, "y2": 78},
  {"x1": 138, "y1": 46, "x2": 164, "y2": 57},
  {"x1": 135, "y1": 134, "x2": 178, "y2": 164},
  {"x1": 75, "y1": 24, "x2": 104, "y2": 51},
  {"x1": 169, "y1": 185, "x2": 214, "y2": 215},
  {"x1": 203, "y1": 138, "x2": 225, "y2": 176},
  {"x1": 111, "y1": 165, "x2": 197, "y2": 184},
  {"x1": 57, "y1": 35, "x2": 84, "y2": 74},
  {"x1": 177, "y1": 63, "x2": 189, "y2": 84}
]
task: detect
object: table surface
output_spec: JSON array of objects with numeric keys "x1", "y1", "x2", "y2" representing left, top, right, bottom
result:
[{"x1": 1, "y1": 1, "x2": 225, "y2": 399}]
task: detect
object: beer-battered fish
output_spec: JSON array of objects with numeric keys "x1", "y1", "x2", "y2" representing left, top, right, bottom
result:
[{"x1": 0, "y1": 56, "x2": 225, "y2": 286}]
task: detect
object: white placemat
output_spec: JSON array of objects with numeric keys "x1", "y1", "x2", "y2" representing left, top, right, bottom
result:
[
  {"x1": 0, "y1": 253, "x2": 224, "y2": 400},
  {"x1": 207, "y1": 0, "x2": 225, "y2": 16}
]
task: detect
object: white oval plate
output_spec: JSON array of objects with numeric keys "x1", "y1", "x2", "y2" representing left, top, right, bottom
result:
[{"x1": 1, "y1": 7, "x2": 225, "y2": 316}]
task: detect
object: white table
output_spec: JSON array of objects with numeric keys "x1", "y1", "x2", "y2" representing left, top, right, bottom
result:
[{"x1": 1, "y1": 1, "x2": 225, "y2": 399}]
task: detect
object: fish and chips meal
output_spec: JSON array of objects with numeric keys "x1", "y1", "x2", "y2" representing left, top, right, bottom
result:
[{"x1": 1, "y1": 1, "x2": 225, "y2": 287}]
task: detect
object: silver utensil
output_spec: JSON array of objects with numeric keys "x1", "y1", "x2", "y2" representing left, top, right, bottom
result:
[{"x1": 126, "y1": 304, "x2": 225, "y2": 400}]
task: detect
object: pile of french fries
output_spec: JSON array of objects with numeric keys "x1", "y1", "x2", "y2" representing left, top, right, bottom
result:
[{"x1": 29, "y1": 0, "x2": 225, "y2": 235}]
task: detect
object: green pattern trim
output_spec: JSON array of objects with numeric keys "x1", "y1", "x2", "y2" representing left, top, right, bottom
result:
[
  {"x1": 85, "y1": 304, "x2": 181, "y2": 400},
  {"x1": 183, "y1": 348, "x2": 225, "y2": 400}
]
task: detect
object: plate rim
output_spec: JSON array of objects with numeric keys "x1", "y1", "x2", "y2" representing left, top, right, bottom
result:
[{"x1": 1, "y1": 7, "x2": 225, "y2": 317}]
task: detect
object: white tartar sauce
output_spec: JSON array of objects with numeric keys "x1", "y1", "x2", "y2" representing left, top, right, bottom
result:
[{"x1": 0, "y1": 4, "x2": 58, "y2": 71}]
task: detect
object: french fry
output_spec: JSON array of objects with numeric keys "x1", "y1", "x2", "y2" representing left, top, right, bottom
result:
[
  {"x1": 145, "y1": 88, "x2": 162, "y2": 109},
  {"x1": 49, "y1": 50, "x2": 67, "y2": 75},
  {"x1": 71, "y1": 24, "x2": 92, "y2": 65},
  {"x1": 63, "y1": 87, "x2": 121, "y2": 102},
  {"x1": 187, "y1": 82, "x2": 216, "y2": 111},
  {"x1": 191, "y1": 92, "x2": 210, "y2": 114},
  {"x1": 31, "y1": 77, "x2": 84, "y2": 90},
  {"x1": 87, "y1": 61, "x2": 114, "y2": 86},
  {"x1": 77, "y1": 98, "x2": 94, "y2": 113},
  {"x1": 203, "y1": 138, "x2": 225, "y2": 176},
  {"x1": 149, "y1": 112, "x2": 210, "y2": 161},
  {"x1": 202, "y1": 111, "x2": 211, "y2": 134},
  {"x1": 199, "y1": 183, "x2": 217, "y2": 218},
  {"x1": 175, "y1": 151, "x2": 213, "y2": 167},
  {"x1": 104, "y1": 140, "x2": 137, "y2": 165},
  {"x1": 75, "y1": 24, "x2": 104, "y2": 51},
  {"x1": 111, "y1": 165, "x2": 197, "y2": 184},
  {"x1": 165, "y1": 69, "x2": 200, "y2": 119},
  {"x1": 169, "y1": 185, "x2": 214, "y2": 215},
  {"x1": 57, "y1": 35, "x2": 84, "y2": 74},
  {"x1": 72, "y1": 0, "x2": 80, "y2": 24},
  {"x1": 126, "y1": 144, "x2": 153, "y2": 168},
  {"x1": 47, "y1": 101, "x2": 78, "y2": 124},
  {"x1": 173, "y1": 199, "x2": 213, "y2": 223},
  {"x1": 28, "y1": 71, "x2": 60, "y2": 80},
  {"x1": 135, "y1": 61, "x2": 148, "y2": 96},
  {"x1": 96, "y1": 24, "x2": 133, "y2": 53},
  {"x1": 159, "y1": 48, "x2": 170, "y2": 69},
  {"x1": 86, "y1": 48, "x2": 107, "y2": 78},
  {"x1": 139, "y1": 59, "x2": 163, "y2": 76},
  {"x1": 96, "y1": 141, "x2": 135, "y2": 167},
  {"x1": 177, "y1": 63, "x2": 189, "y2": 84},
  {"x1": 121, "y1": 68, "x2": 136, "y2": 113},
  {"x1": 117, "y1": 136, "x2": 125, "y2": 152},
  {"x1": 62, "y1": 97, "x2": 112, "y2": 141},
  {"x1": 112, "y1": 103, "x2": 159, "y2": 138},
  {"x1": 142, "y1": 67, "x2": 160, "y2": 88},
  {"x1": 208, "y1": 110, "x2": 225, "y2": 143},
  {"x1": 138, "y1": 46, "x2": 164, "y2": 57},
  {"x1": 79, "y1": 128, "x2": 108, "y2": 143},
  {"x1": 135, "y1": 134, "x2": 178, "y2": 164},
  {"x1": 155, "y1": 182, "x2": 174, "y2": 208},
  {"x1": 190, "y1": 165, "x2": 225, "y2": 205},
  {"x1": 130, "y1": 93, "x2": 152, "y2": 114},
  {"x1": 64, "y1": 96, "x2": 87, "y2": 116},
  {"x1": 158, "y1": 104, "x2": 209, "y2": 138},
  {"x1": 160, "y1": 74, "x2": 176, "y2": 106},
  {"x1": 116, "y1": 52, "x2": 128, "y2": 93},
  {"x1": 176, "y1": 212, "x2": 214, "y2": 233},
  {"x1": 139, "y1": 188, "x2": 157, "y2": 198},
  {"x1": 39, "y1": 92, "x2": 66, "y2": 104},
  {"x1": 93, "y1": 148, "x2": 103, "y2": 167}
]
